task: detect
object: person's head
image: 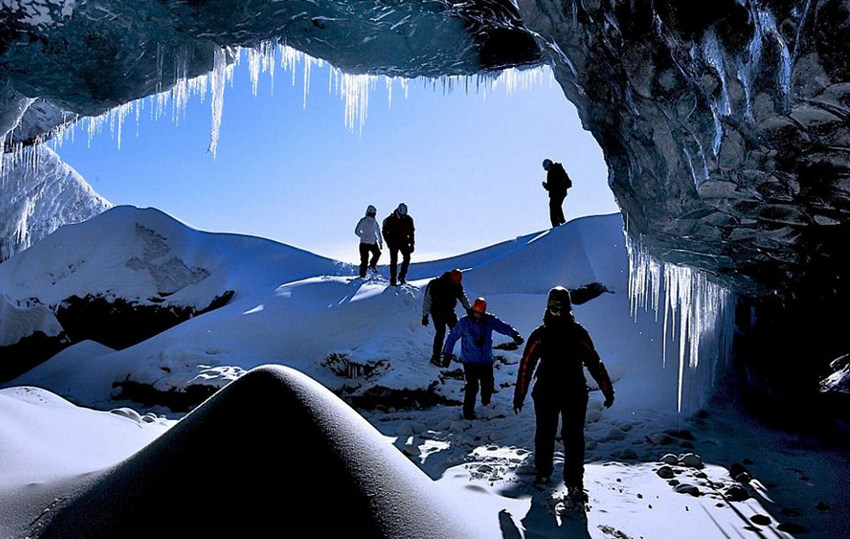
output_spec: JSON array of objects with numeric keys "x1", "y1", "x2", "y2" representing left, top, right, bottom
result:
[
  {"x1": 472, "y1": 297, "x2": 487, "y2": 318},
  {"x1": 546, "y1": 286, "x2": 572, "y2": 317},
  {"x1": 542, "y1": 158, "x2": 553, "y2": 171},
  {"x1": 449, "y1": 269, "x2": 462, "y2": 285},
  {"x1": 397, "y1": 203, "x2": 408, "y2": 216},
  {"x1": 366, "y1": 205, "x2": 377, "y2": 217}
]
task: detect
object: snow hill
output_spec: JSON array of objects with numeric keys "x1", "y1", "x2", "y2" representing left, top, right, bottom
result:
[{"x1": 1, "y1": 206, "x2": 848, "y2": 538}]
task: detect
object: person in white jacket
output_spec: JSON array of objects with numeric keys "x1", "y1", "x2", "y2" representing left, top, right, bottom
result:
[{"x1": 355, "y1": 205, "x2": 383, "y2": 278}]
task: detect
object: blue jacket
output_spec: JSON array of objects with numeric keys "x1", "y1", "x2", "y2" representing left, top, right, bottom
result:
[{"x1": 443, "y1": 313, "x2": 519, "y2": 365}]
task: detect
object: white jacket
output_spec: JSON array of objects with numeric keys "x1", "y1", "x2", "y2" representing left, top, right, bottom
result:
[{"x1": 355, "y1": 216, "x2": 383, "y2": 248}]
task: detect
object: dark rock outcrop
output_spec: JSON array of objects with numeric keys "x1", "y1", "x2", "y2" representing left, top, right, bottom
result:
[{"x1": 32, "y1": 366, "x2": 482, "y2": 539}]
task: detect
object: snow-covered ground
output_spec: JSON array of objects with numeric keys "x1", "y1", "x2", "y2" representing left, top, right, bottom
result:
[{"x1": 0, "y1": 206, "x2": 847, "y2": 538}]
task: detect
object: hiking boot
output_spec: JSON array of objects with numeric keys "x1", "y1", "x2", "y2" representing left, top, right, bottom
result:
[
  {"x1": 565, "y1": 486, "x2": 588, "y2": 507},
  {"x1": 430, "y1": 356, "x2": 443, "y2": 367},
  {"x1": 533, "y1": 474, "x2": 550, "y2": 486}
]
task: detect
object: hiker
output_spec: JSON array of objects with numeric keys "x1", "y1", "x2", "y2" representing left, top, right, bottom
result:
[
  {"x1": 354, "y1": 205, "x2": 383, "y2": 278},
  {"x1": 541, "y1": 158, "x2": 572, "y2": 227},
  {"x1": 382, "y1": 203, "x2": 415, "y2": 286},
  {"x1": 513, "y1": 286, "x2": 615, "y2": 509},
  {"x1": 442, "y1": 297, "x2": 523, "y2": 420},
  {"x1": 422, "y1": 269, "x2": 472, "y2": 367}
]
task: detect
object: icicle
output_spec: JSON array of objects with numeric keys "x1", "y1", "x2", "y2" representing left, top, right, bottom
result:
[
  {"x1": 626, "y1": 232, "x2": 734, "y2": 412},
  {"x1": 208, "y1": 47, "x2": 227, "y2": 158}
]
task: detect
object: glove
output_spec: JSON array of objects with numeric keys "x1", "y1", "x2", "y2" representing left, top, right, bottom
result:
[
  {"x1": 409, "y1": 244, "x2": 415, "y2": 253},
  {"x1": 513, "y1": 402, "x2": 523, "y2": 415},
  {"x1": 441, "y1": 353, "x2": 455, "y2": 367},
  {"x1": 421, "y1": 316, "x2": 429, "y2": 327},
  {"x1": 513, "y1": 334, "x2": 524, "y2": 345},
  {"x1": 603, "y1": 392, "x2": 615, "y2": 408}
]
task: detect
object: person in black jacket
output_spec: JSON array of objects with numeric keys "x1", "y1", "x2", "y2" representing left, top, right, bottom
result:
[
  {"x1": 513, "y1": 286, "x2": 614, "y2": 508},
  {"x1": 382, "y1": 203, "x2": 415, "y2": 286},
  {"x1": 541, "y1": 158, "x2": 571, "y2": 227},
  {"x1": 422, "y1": 269, "x2": 472, "y2": 367}
]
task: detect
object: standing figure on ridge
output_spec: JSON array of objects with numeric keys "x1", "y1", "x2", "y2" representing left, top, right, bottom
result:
[
  {"x1": 541, "y1": 158, "x2": 572, "y2": 227},
  {"x1": 422, "y1": 269, "x2": 472, "y2": 367},
  {"x1": 442, "y1": 297, "x2": 523, "y2": 420},
  {"x1": 513, "y1": 286, "x2": 615, "y2": 511},
  {"x1": 354, "y1": 205, "x2": 383, "y2": 278},
  {"x1": 382, "y1": 203, "x2": 415, "y2": 286}
]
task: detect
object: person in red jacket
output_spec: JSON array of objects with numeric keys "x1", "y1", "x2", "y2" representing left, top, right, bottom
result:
[
  {"x1": 422, "y1": 269, "x2": 472, "y2": 367},
  {"x1": 513, "y1": 286, "x2": 614, "y2": 509}
]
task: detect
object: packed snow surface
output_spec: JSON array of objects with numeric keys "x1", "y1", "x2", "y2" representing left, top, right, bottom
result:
[{"x1": 1, "y1": 206, "x2": 847, "y2": 538}]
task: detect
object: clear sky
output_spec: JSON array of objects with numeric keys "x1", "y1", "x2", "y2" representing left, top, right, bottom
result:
[{"x1": 53, "y1": 58, "x2": 617, "y2": 264}]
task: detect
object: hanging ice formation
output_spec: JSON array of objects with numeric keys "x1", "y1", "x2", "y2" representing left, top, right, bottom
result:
[
  {"x1": 626, "y1": 229, "x2": 735, "y2": 413},
  {"x1": 2, "y1": 41, "x2": 551, "y2": 170}
]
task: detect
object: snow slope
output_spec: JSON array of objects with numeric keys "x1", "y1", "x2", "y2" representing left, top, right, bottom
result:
[{"x1": 1, "y1": 206, "x2": 847, "y2": 538}]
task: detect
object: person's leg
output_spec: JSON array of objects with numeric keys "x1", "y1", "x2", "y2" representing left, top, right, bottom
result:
[
  {"x1": 368, "y1": 244, "x2": 381, "y2": 271},
  {"x1": 533, "y1": 395, "x2": 559, "y2": 480},
  {"x1": 462, "y1": 363, "x2": 481, "y2": 419},
  {"x1": 561, "y1": 394, "x2": 588, "y2": 490},
  {"x1": 432, "y1": 313, "x2": 448, "y2": 362},
  {"x1": 399, "y1": 246, "x2": 411, "y2": 283},
  {"x1": 556, "y1": 195, "x2": 566, "y2": 225},
  {"x1": 358, "y1": 243, "x2": 369, "y2": 278},
  {"x1": 480, "y1": 362, "x2": 495, "y2": 406},
  {"x1": 389, "y1": 247, "x2": 399, "y2": 285}
]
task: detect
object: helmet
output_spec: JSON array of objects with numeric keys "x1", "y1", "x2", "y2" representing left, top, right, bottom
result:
[
  {"x1": 542, "y1": 159, "x2": 553, "y2": 170},
  {"x1": 449, "y1": 269, "x2": 462, "y2": 284},
  {"x1": 546, "y1": 286, "x2": 571, "y2": 313},
  {"x1": 472, "y1": 297, "x2": 487, "y2": 313},
  {"x1": 397, "y1": 203, "x2": 408, "y2": 216},
  {"x1": 366, "y1": 205, "x2": 377, "y2": 216}
]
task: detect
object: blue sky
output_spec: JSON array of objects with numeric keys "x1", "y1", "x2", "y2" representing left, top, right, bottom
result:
[{"x1": 54, "y1": 60, "x2": 617, "y2": 264}]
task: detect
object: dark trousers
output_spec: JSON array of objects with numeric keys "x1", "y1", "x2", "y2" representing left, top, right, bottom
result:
[
  {"x1": 431, "y1": 311, "x2": 458, "y2": 360},
  {"x1": 549, "y1": 194, "x2": 566, "y2": 227},
  {"x1": 462, "y1": 362, "x2": 495, "y2": 419},
  {"x1": 532, "y1": 391, "x2": 588, "y2": 488},
  {"x1": 388, "y1": 245, "x2": 412, "y2": 284},
  {"x1": 358, "y1": 243, "x2": 381, "y2": 278}
]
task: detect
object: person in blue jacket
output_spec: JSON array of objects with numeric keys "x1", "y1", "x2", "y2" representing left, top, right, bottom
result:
[{"x1": 442, "y1": 297, "x2": 523, "y2": 419}]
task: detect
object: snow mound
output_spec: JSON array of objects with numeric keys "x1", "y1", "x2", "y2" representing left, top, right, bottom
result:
[{"x1": 30, "y1": 366, "x2": 484, "y2": 539}]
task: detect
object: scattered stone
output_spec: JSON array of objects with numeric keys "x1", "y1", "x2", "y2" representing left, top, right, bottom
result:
[
  {"x1": 750, "y1": 514, "x2": 771, "y2": 526},
  {"x1": 657, "y1": 465, "x2": 675, "y2": 479},
  {"x1": 477, "y1": 464, "x2": 494, "y2": 474},
  {"x1": 605, "y1": 428, "x2": 627, "y2": 441},
  {"x1": 680, "y1": 453, "x2": 703, "y2": 469},
  {"x1": 730, "y1": 463, "x2": 752, "y2": 483},
  {"x1": 660, "y1": 453, "x2": 679, "y2": 465},
  {"x1": 724, "y1": 485, "x2": 749, "y2": 502},
  {"x1": 110, "y1": 407, "x2": 142, "y2": 422},
  {"x1": 816, "y1": 501, "x2": 831, "y2": 512},
  {"x1": 673, "y1": 483, "x2": 700, "y2": 496},
  {"x1": 693, "y1": 471, "x2": 707, "y2": 479},
  {"x1": 668, "y1": 479, "x2": 680, "y2": 487}
]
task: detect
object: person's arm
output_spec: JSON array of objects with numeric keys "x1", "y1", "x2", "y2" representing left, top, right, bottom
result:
[
  {"x1": 513, "y1": 328, "x2": 542, "y2": 412},
  {"x1": 578, "y1": 326, "x2": 615, "y2": 407},
  {"x1": 422, "y1": 284, "x2": 432, "y2": 322},
  {"x1": 409, "y1": 218, "x2": 415, "y2": 250},
  {"x1": 492, "y1": 316, "x2": 523, "y2": 343},
  {"x1": 375, "y1": 220, "x2": 383, "y2": 249},
  {"x1": 355, "y1": 217, "x2": 365, "y2": 238},
  {"x1": 458, "y1": 288, "x2": 472, "y2": 311}
]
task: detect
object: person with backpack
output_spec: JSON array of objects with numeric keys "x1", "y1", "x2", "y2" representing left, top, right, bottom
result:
[
  {"x1": 422, "y1": 269, "x2": 472, "y2": 367},
  {"x1": 541, "y1": 158, "x2": 572, "y2": 227},
  {"x1": 513, "y1": 286, "x2": 615, "y2": 510},
  {"x1": 354, "y1": 205, "x2": 383, "y2": 278},
  {"x1": 442, "y1": 297, "x2": 523, "y2": 420},
  {"x1": 382, "y1": 203, "x2": 415, "y2": 286}
]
